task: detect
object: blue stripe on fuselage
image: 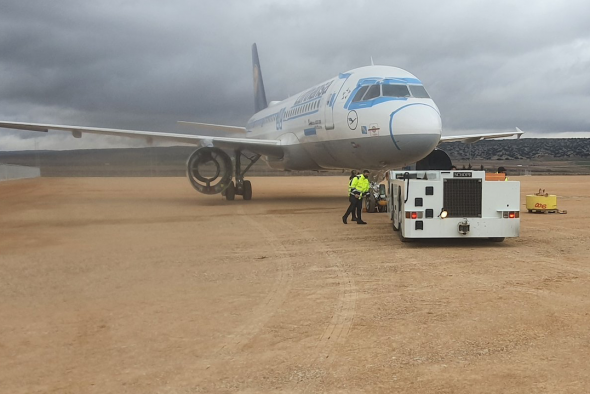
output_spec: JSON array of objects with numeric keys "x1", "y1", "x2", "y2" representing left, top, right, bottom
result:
[
  {"x1": 343, "y1": 77, "x2": 424, "y2": 110},
  {"x1": 348, "y1": 96, "x2": 408, "y2": 110}
]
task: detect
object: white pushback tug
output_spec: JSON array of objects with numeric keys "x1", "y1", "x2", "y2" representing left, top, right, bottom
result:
[{"x1": 387, "y1": 170, "x2": 520, "y2": 242}]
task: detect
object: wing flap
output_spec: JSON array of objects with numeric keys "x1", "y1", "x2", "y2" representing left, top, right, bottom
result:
[{"x1": 0, "y1": 121, "x2": 283, "y2": 157}]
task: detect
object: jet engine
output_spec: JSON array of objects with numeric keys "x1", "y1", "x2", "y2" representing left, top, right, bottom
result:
[
  {"x1": 416, "y1": 149, "x2": 453, "y2": 171},
  {"x1": 186, "y1": 147, "x2": 233, "y2": 195}
]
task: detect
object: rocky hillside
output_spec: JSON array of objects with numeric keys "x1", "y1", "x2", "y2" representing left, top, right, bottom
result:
[{"x1": 439, "y1": 138, "x2": 590, "y2": 160}]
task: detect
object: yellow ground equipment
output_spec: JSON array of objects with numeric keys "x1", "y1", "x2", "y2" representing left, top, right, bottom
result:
[{"x1": 526, "y1": 189, "x2": 565, "y2": 213}]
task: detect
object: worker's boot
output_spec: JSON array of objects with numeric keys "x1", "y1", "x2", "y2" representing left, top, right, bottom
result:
[
  {"x1": 342, "y1": 215, "x2": 347, "y2": 224},
  {"x1": 357, "y1": 219, "x2": 367, "y2": 225}
]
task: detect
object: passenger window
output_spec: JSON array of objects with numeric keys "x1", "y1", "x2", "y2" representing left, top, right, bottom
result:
[
  {"x1": 409, "y1": 85, "x2": 430, "y2": 98},
  {"x1": 362, "y1": 85, "x2": 381, "y2": 101},
  {"x1": 351, "y1": 86, "x2": 369, "y2": 102},
  {"x1": 382, "y1": 84, "x2": 410, "y2": 97}
]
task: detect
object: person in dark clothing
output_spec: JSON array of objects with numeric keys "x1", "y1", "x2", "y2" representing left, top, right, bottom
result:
[
  {"x1": 497, "y1": 166, "x2": 508, "y2": 181},
  {"x1": 342, "y1": 170, "x2": 370, "y2": 225},
  {"x1": 343, "y1": 171, "x2": 358, "y2": 223}
]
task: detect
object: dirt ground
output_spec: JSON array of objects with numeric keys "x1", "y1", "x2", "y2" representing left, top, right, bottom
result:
[{"x1": 1, "y1": 176, "x2": 589, "y2": 393}]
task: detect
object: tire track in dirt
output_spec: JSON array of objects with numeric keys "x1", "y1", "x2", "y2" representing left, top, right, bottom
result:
[
  {"x1": 213, "y1": 207, "x2": 294, "y2": 357},
  {"x1": 273, "y1": 216, "x2": 357, "y2": 366},
  {"x1": 164, "y1": 207, "x2": 295, "y2": 388}
]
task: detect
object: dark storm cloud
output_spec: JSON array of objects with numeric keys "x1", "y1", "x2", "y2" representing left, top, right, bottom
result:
[{"x1": 1, "y1": 0, "x2": 590, "y2": 150}]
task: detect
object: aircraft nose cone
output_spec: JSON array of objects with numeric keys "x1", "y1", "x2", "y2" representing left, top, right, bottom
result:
[{"x1": 389, "y1": 103, "x2": 442, "y2": 155}]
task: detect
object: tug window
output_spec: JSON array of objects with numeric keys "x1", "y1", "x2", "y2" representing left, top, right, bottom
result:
[
  {"x1": 382, "y1": 84, "x2": 410, "y2": 98},
  {"x1": 351, "y1": 86, "x2": 369, "y2": 102},
  {"x1": 362, "y1": 84, "x2": 381, "y2": 101},
  {"x1": 409, "y1": 85, "x2": 430, "y2": 98}
]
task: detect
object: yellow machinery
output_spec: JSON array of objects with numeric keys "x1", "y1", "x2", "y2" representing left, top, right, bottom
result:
[{"x1": 526, "y1": 189, "x2": 561, "y2": 213}]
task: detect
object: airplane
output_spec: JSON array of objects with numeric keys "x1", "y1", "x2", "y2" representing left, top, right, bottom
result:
[{"x1": 0, "y1": 44, "x2": 522, "y2": 200}]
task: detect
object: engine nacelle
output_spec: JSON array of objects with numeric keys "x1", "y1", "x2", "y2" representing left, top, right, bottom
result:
[
  {"x1": 186, "y1": 147, "x2": 232, "y2": 195},
  {"x1": 416, "y1": 149, "x2": 453, "y2": 171}
]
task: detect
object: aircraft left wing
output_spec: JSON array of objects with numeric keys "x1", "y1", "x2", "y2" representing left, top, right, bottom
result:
[
  {"x1": 0, "y1": 121, "x2": 283, "y2": 157},
  {"x1": 177, "y1": 121, "x2": 247, "y2": 134},
  {"x1": 440, "y1": 127, "x2": 524, "y2": 144}
]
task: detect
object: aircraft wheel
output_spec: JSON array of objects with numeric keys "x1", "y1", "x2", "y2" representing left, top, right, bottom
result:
[
  {"x1": 225, "y1": 181, "x2": 236, "y2": 201},
  {"x1": 243, "y1": 180, "x2": 252, "y2": 200}
]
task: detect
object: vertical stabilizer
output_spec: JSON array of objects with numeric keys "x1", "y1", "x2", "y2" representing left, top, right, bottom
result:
[{"x1": 252, "y1": 43, "x2": 268, "y2": 113}]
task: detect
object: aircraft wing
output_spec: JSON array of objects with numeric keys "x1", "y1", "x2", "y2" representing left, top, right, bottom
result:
[
  {"x1": 440, "y1": 127, "x2": 524, "y2": 144},
  {"x1": 0, "y1": 121, "x2": 283, "y2": 157}
]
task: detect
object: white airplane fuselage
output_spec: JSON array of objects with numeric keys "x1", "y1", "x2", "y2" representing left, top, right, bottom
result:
[{"x1": 246, "y1": 65, "x2": 442, "y2": 171}]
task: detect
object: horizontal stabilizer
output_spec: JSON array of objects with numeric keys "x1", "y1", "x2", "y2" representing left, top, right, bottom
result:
[{"x1": 440, "y1": 127, "x2": 524, "y2": 144}]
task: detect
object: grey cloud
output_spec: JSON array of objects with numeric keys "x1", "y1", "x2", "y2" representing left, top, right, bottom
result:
[{"x1": 1, "y1": 0, "x2": 590, "y2": 151}]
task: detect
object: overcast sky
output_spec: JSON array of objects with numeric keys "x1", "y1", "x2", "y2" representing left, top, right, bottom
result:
[{"x1": 1, "y1": 0, "x2": 590, "y2": 151}]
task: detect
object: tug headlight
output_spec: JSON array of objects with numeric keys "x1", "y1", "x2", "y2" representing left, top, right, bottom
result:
[{"x1": 439, "y1": 209, "x2": 448, "y2": 219}]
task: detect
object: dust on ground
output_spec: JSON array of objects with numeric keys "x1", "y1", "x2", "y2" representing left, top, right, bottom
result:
[{"x1": 1, "y1": 176, "x2": 589, "y2": 393}]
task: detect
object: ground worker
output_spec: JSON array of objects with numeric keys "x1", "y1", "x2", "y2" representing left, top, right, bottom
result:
[
  {"x1": 347, "y1": 170, "x2": 358, "y2": 221},
  {"x1": 342, "y1": 169, "x2": 371, "y2": 225},
  {"x1": 497, "y1": 166, "x2": 508, "y2": 181}
]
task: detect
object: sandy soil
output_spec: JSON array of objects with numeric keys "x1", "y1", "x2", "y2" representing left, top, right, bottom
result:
[{"x1": 1, "y1": 176, "x2": 589, "y2": 393}]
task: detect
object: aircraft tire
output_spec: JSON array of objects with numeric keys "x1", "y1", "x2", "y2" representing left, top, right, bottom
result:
[
  {"x1": 226, "y1": 181, "x2": 236, "y2": 201},
  {"x1": 243, "y1": 180, "x2": 252, "y2": 200}
]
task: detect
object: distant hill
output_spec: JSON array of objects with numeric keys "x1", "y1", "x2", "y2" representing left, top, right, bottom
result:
[
  {"x1": 1, "y1": 138, "x2": 589, "y2": 176},
  {"x1": 439, "y1": 138, "x2": 590, "y2": 160}
]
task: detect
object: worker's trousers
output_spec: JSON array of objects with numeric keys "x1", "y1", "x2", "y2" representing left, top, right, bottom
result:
[{"x1": 344, "y1": 194, "x2": 362, "y2": 221}]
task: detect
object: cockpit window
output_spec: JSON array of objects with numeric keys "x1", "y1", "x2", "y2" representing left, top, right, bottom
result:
[
  {"x1": 362, "y1": 85, "x2": 381, "y2": 101},
  {"x1": 382, "y1": 84, "x2": 411, "y2": 98},
  {"x1": 409, "y1": 85, "x2": 430, "y2": 98},
  {"x1": 351, "y1": 86, "x2": 369, "y2": 102}
]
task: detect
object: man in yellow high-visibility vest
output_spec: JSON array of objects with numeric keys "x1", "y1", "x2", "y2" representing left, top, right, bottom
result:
[
  {"x1": 497, "y1": 166, "x2": 509, "y2": 181},
  {"x1": 347, "y1": 170, "x2": 358, "y2": 221},
  {"x1": 342, "y1": 170, "x2": 371, "y2": 225}
]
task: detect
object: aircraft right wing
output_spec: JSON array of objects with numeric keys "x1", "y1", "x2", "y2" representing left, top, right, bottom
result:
[
  {"x1": 0, "y1": 121, "x2": 283, "y2": 157},
  {"x1": 439, "y1": 127, "x2": 524, "y2": 144}
]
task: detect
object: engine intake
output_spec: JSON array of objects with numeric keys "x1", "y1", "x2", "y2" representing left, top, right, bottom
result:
[
  {"x1": 416, "y1": 149, "x2": 453, "y2": 170},
  {"x1": 186, "y1": 147, "x2": 232, "y2": 195}
]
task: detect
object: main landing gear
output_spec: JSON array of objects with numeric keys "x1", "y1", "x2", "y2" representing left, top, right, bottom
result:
[
  {"x1": 186, "y1": 147, "x2": 260, "y2": 201},
  {"x1": 223, "y1": 150, "x2": 260, "y2": 201}
]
